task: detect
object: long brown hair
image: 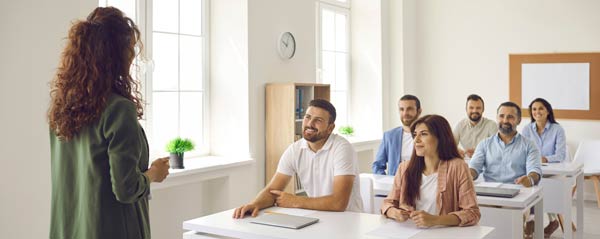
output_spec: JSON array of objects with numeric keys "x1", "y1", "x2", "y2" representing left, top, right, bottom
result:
[
  {"x1": 403, "y1": 114, "x2": 461, "y2": 207},
  {"x1": 48, "y1": 7, "x2": 144, "y2": 140}
]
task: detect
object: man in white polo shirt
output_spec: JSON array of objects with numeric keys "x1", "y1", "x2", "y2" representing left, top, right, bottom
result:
[{"x1": 233, "y1": 99, "x2": 363, "y2": 218}]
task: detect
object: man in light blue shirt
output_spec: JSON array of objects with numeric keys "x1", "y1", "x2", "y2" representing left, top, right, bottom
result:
[
  {"x1": 469, "y1": 102, "x2": 542, "y2": 187},
  {"x1": 372, "y1": 95, "x2": 422, "y2": 175}
]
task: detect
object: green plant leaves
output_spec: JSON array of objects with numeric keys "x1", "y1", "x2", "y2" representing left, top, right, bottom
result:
[
  {"x1": 165, "y1": 137, "x2": 195, "y2": 154},
  {"x1": 338, "y1": 126, "x2": 354, "y2": 136}
]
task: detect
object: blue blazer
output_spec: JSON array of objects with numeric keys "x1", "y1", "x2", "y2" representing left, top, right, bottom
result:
[{"x1": 372, "y1": 127, "x2": 406, "y2": 175}]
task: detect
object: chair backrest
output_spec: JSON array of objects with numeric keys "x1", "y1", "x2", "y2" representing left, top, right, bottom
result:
[
  {"x1": 359, "y1": 174, "x2": 374, "y2": 214},
  {"x1": 565, "y1": 146, "x2": 572, "y2": 162},
  {"x1": 573, "y1": 140, "x2": 600, "y2": 175}
]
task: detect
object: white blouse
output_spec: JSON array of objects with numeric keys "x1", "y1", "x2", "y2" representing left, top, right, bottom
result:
[{"x1": 415, "y1": 173, "x2": 439, "y2": 215}]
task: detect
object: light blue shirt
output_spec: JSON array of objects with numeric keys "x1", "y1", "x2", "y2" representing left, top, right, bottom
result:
[
  {"x1": 521, "y1": 122, "x2": 567, "y2": 163},
  {"x1": 469, "y1": 133, "x2": 542, "y2": 183}
]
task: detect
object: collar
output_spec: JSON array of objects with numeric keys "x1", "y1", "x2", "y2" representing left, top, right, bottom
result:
[
  {"x1": 532, "y1": 122, "x2": 550, "y2": 131},
  {"x1": 300, "y1": 134, "x2": 336, "y2": 152},
  {"x1": 467, "y1": 118, "x2": 482, "y2": 129},
  {"x1": 495, "y1": 132, "x2": 521, "y2": 145}
]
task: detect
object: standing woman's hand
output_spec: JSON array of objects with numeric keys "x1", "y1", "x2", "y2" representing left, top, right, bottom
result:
[{"x1": 145, "y1": 157, "x2": 170, "y2": 182}]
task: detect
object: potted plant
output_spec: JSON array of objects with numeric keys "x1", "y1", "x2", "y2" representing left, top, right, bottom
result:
[
  {"x1": 165, "y1": 137, "x2": 195, "y2": 169},
  {"x1": 338, "y1": 125, "x2": 355, "y2": 137}
]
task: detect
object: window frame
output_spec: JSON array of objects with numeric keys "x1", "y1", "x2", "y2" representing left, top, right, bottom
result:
[
  {"x1": 99, "y1": 0, "x2": 211, "y2": 158},
  {"x1": 316, "y1": 1, "x2": 351, "y2": 128},
  {"x1": 320, "y1": 0, "x2": 350, "y2": 8}
]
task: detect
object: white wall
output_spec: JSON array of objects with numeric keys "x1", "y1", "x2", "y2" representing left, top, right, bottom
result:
[
  {"x1": 247, "y1": 0, "x2": 318, "y2": 187},
  {"x1": 397, "y1": 0, "x2": 600, "y2": 200},
  {"x1": 351, "y1": 0, "x2": 384, "y2": 138},
  {"x1": 384, "y1": 0, "x2": 418, "y2": 130},
  {"x1": 0, "y1": 0, "x2": 95, "y2": 237},
  {"x1": 210, "y1": 0, "x2": 250, "y2": 158}
]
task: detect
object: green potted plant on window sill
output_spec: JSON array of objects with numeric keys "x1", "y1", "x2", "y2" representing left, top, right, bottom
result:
[
  {"x1": 338, "y1": 125, "x2": 355, "y2": 137},
  {"x1": 165, "y1": 137, "x2": 195, "y2": 169}
]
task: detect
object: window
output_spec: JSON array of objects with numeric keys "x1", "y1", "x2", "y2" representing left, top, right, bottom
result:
[
  {"x1": 99, "y1": 0, "x2": 209, "y2": 157},
  {"x1": 317, "y1": 1, "x2": 350, "y2": 128}
]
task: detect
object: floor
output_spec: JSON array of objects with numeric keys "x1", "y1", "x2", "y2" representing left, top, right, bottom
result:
[{"x1": 545, "y1": 201, "x2": 600, "y2": 239}]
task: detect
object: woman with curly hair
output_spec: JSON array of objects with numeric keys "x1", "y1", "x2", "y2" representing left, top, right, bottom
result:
[
  {"x1": 48, "y1": 7, "x2": 169, "y2": 239},
  {"x1": 381, "y1": 115, "x2": 480, "y2": 228}
]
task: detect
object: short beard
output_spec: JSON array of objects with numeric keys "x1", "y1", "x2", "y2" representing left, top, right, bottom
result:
[
  {"x1": 402, "y1": 118, "x2": 416, "y2": 127},
  {"x1": 303, "y1": 127, "x2": 326, "y2": 142},
  {"x1": 469, "y1": 113, "x2": 482, "y2": 122},
  {"x1": 498, "y1": 123, "x2": 515, "y2": 135}
]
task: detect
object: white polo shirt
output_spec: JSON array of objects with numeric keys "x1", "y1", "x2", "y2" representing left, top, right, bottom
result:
[{"x1": 277, "y1": 134, "x2": 363, "y2": 212}]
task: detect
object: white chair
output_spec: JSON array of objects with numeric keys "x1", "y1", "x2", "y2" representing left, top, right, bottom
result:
[
  {"x1": 573, "y1": 140, "x2": 600, "y2": 208},
  {"x1": 565, "y1": 145, "x2": 572, "y2": 162},
  {"x1": 359, "y1": 174, "x2": 374, "y2": 214}
]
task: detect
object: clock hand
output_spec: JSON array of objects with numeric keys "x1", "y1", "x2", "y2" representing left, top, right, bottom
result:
[{"x1": 282, "y1": 40, "x2": 288, "y2": 47}]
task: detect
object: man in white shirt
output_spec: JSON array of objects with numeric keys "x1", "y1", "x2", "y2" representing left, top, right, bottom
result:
[
  {"x1": 453, "y1": 94, "x2": 497, "y2": 159},
  {"x1": 233, "y1": 99, "x2": 363, "y2": 218}
]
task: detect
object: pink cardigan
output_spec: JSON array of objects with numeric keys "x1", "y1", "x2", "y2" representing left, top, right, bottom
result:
[{"x1": 381, "y1": 158, "x2": 481, "y2": 226}]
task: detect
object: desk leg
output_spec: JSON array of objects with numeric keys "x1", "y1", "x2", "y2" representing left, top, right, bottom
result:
[
  {"x1": 534, "y1": 197, "x2": 543, "y2": 239},
  {"x1": 564, "y1": 180, "x2": 573, "y2": 239},
  {"x1": 576, "y1": 173, "x2": 584, "y2": 239}
]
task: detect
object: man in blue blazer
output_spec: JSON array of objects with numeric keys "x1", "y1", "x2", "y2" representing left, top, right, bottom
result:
[{"x1": 372, "y1": 95, "x2": 422, "y2": 175}]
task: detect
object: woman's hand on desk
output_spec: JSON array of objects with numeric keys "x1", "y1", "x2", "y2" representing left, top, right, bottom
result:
[
  {"x1": 410, "y1": 210, "x2": 437, "y2": 228},
  {"x1": 386, "y1": 207, "x2": 410, "y2": 222},
  {"x1": 232, "y1": 203, "x2": 260, "y2": 219}
]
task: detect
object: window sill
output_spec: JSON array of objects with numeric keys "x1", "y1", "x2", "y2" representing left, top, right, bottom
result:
[
  {"x1": 342, "y1": 135, "x2": 382, "y2": 152},
  {"x1": 151, "y1": 156, "x2": 255, "y2": 190}
]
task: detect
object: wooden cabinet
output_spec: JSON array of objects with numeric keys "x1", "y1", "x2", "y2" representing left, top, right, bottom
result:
[{"x1": 265, "y1": 83, "x2": 330, "y2": 193}]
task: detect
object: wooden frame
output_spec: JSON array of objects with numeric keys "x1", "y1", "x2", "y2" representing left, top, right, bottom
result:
[{"x1": 509, "y1": 53, "x2": 600, "y2": 120}]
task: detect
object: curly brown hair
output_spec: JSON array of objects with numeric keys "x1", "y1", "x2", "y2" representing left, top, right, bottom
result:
[{"x1": 48, "y1": 7, "x2": 144, "y2": 140}]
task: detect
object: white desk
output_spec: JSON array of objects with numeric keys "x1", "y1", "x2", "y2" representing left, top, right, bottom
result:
[
  {"x1": 477, "y1": 184, "x2": 544, "y2": 239},
  {"x1": 540, "y1": 162, "x2": 584, "y2": 239},
  {"x1": 182, "y1": 207, "x2": 494, "y2": 239},
  {"x1": 362, "y1": 173, "x2": 544, "y2": 239}
]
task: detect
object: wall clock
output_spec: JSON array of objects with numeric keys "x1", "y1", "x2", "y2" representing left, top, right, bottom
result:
[{"x1": 278, "y1": 32, "x2": 296, "y2": 60}]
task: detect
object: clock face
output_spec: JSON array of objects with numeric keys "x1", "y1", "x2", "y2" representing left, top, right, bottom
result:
[{"x1": 278, "y1": 32, "x2": 296, "y2": 59}]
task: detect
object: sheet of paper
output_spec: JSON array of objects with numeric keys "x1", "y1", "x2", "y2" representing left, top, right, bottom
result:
[
  {"x1": 263, "y1": 207, "x2": 317, "y2": 216},
  {"x1": 476, "y1": 182, "x2": 502, "y2": 188},
  {"x1": 366, "y1": 221, "x2": 423, "y2": 239}
]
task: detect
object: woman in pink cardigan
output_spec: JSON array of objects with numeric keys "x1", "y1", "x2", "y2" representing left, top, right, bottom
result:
[{"x1": 381, "y1": 114, "x2": 480, "y2": 228}]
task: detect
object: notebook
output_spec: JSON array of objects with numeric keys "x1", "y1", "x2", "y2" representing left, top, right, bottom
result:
[
  {"x1": 475, "y1": 186, "x2": 520, "y2": 198},
  {"x1": 250, "y1": 213, "x2": 319, "y2": 229}
]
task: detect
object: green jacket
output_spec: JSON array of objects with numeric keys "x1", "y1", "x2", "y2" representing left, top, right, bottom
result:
[{"x1": 50, "y1": 94, "x2": 151, "y2": 239}]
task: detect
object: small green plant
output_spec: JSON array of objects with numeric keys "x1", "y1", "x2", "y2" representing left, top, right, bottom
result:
[
  {"x1": 338, "y1": 126, "x2": 354, "y2": 136},
  {"x1": 165, "y1": 137, "x2": 195, "y2": 156}
]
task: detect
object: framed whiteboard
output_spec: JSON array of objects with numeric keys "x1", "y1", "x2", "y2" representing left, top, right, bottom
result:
[{"x1": 509, "y1": 53, "x2": 600, "y2": 120}]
